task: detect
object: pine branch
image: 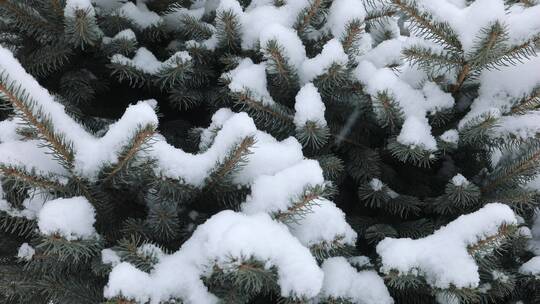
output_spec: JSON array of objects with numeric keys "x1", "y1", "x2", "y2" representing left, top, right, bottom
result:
[
  {"x1": 391, "y1": 0, "x2": 462, "y2": 51},
  {"x1": 102, "y1": 125, "x2": 156, "y2": 183},
  {"x1": 0, "y1": 76, "x2": 75, "y2": 168},
  {"x1": 216, "y1": 9, "x2": 242, "y2": 52},
  {"x1": 510, "y1": 87, "x2": 540, "y2": 114},
  {"x1": 0, "y1": 0, "x2": 62, "y2": 43},
  {"x1": 295, "y1": 0, "x2": 324, "y2": 35},
  {"x1": 0, "y1": 165, "x2": 65, "y2": 192}
]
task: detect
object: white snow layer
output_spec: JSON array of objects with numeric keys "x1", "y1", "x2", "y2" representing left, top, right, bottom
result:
[
  {"x1": 117, "y1": 1, "x2": 162, "y2": 29},
  {"x1": 105, "y1": 211, "x2": 324, "y2": 304},
  {"x1": 294, "y1": 83, "x2": 327, "y2": 128},
  {"x1": 111, "y1": 48, "x2": 192, "y2": 75},
  {"x1": 65, "y1": 0, "x2": 95, "y2": 17},
  {"x1": 318, "y1": 257, "x2": 393, "y2": 304},
  {"x1": 17, "y1": 243, "x2": 35, "y2": 261},
  {"x1": 37, "y1": 197, "x2": 97, "y2": 241},
  {"x1": 377, "y1": 203, "x2": 517, "y2": 289},
  {"x1": 520, "y1": 256, "x2": 540, "y2": 276},
  {"x1": 324, "y1": 0, "x2": 366, "y2": 38}
]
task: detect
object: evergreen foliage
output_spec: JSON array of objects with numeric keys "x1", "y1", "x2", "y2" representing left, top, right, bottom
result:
[{"x1": 0, "y1": 0, "x2": 540, "y2": 303}]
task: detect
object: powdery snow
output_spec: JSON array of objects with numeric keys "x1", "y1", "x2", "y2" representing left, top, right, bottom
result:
[
  {"x1": 293, "y1": 83, "x2": 327, "y2": 128},
  {"x1": 259, "y1": 23, "x2": 306, "y2": 71},
  {"x1": 317, "y1": 257, "x2": 394, "y2": 304},
  {"x1": 300, "y1": 38, "x2": 349, "y2": 84},
  {"x1": 37, "y1": 197, "x2": 97, "y2": 241},
  {"x1": 224, "y1": 58, "x2": 275, "y2": 105},
  {"x1": 64, "y1": 0, "x2": 95, "y2": 17},
  {"x1": 377, "y1": 203, "x2": 517, "y2": 289},
  {"x1": 104, "y1": 211, "x2": 323, "y2": 304},
  {"x1": 117, "y1": 1, "x2": 162, "y2": 29},
  {"x1": 324, "y1": 0, "x2": 366, "y2": 39},
  {"x1": 520, "y1": 256, "x2": 540, "y2": 276},
  {"x1": 102, "y1": 248, "x2": 122, "y2": 267},
  {"x1": 451, "y1": 174, "x2": 469, "y2": 187},
  {"x1": 16, "y1": 243, "x2": 35, "y2": 261},
  {"x1": 111, "y1": 48, "x2": 191, "y2": 75},
  {"x1": 440, "y1": 129, "x2": 459, "y2": 144},
  {"x1": 0, "y1": 46, "x2": 160, "y2": 180}
]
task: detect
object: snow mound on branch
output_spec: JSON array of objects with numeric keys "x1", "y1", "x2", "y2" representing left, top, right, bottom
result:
[
  {"x1": 17, "y1": 243, "x2": 35, "y2": 261},
  {"x1": 65, "y1": 0, "x2": 95, "y2": 17},
  {"x1": 111, "y1": 48, "x2": 191, "y2": 75},
  {"x1": 260, "y1": 23, "x2": 306, "y2": 71},
  {"x1": 377, "y1": 203, "x2": 516, "y2": 289},
  {"x1": 151, "y1": 110, "x2": 304, "y2": 187},
  {"x1": 104, "y1": 211, "x2": 324, "y2": 304},
  {"x1": 224, "y1": 58, "x2": 275, "y2": 105},
  {"x1": 117, "y1": 1, "x2": 162, "y2": 29},
  {"x1": 241, "y1": 159, "x2": 356, "y2": 247},
  {"x1": 294, "y1": 83, "x2": 327, "y2": 128},
  {"x1": 0, "y1": 46, "x2": 160, "y2": 180},
  {"x1": 520, "y1": 256, "x2": 540, "y2": 276},
  {"x1": 324, "y1": 0, "x2": 366, "y2": 38},
  {"x1": 217, "y1": 0, "x2": 310, "y2": 50},
  {"x1": 317, "y1": 257, "x2": 393, "y2": 304},
  {"x1": 460, "y1": 55, "x2": 540, "y2": 140},
  {"x1": 300, "y1": 38, "x2": 349, "y2": 84},
  {"x1": 415, "y1": 0, "x2": 540, "y2": 52},
  {"x1": 37, "y1": 197, "x2": 97, "y2": 241}
]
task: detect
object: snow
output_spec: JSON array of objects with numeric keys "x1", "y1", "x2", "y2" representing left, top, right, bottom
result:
[
  {"x1": 324, "y1": 0, "x2": 366, "y2": 39},
  {"x1": 102, "y1": 248, "x2": 122, "y2": 267},
  {"x1": 300, "y1": 39, "x2": 349, "y2": 84},
  {"x1": 397, "y1": 116, "x2": 437, "y2": 150},
  {"x1": 440, "y1": 129, "x2": 459, "y2": 144},
  {"x1": 318, "y1": 257, "x2": 393, "y2": 304},
  {"x1": 293, "y1": 83, "x2": 327, "y2": 128},
  {"x1": 111, "y1": 29, "x2": 136, "y2": 41},
  {"x1": 241, "y1": 159, "x2": 325, "y2": 215},
  {"x1": 288, "y1": 199, "x2": 356, "y2": 247},
  {"x1": 151, "y1": 110, "x2": 304, "y2": 187},
  {"x1": 520, "y1": 256, "x2": 540, "y2": 276},
  {"x1": 0, "y1": 46, "x2": 160, "y2": 180},
  {"x1": 216, "y1": 0, "x2": 311, "y2": 50},
  {"x1": 370, "y1": 178, "x2": 384, "y2": 191},
  {"x1": 117, "y1": 1, "x2": 162, "y2": 29},
  {"x1": 111, "y1": 48, "x2": 162, "y2": 74},
  {"x1": 377, "y1": 203, "x2": 517, "y2": 289},
  {"x1": 37, "y1": 197, "x2": 97, "y2": 241},
  {"x1": 105, "y1": 211, "x2": 323, "y2": 303},
  {"x1": 451, "y1": 174, "x2": 469, "y2": 187},
  {"x1": 224, "y1": 58, "x2": 274, "y2": 105},
  {"x1": 65, "y1": 0, "x2": 94, "y2": 18},
  {"x1": 17, "y1": 243, "x2": 35, "y2": 261},
  {"x1": 241, "y1": 159, "x2": 356, "y2": 247},
  {"x1": 259, "y1": 24, "x2": 306, "y2": 71},
  {"x1": 0, "y1": 191, "x2": 48, "y2": 220},
  {"x1": 354, "y1": 59, "x2": 446, "y2": 151}
]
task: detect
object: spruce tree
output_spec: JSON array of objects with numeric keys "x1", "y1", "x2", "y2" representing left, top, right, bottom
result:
[{"x1": 0, "y1": 0, "x2": 540, "y2": 304}]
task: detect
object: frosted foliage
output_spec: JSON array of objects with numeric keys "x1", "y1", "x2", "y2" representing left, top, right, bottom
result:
[
  {"x1": 294, "y1": 83, "x2": 327, "y2": 127},
  {"x1": 318, "y1": 257, "x2": 393, "y2": 304},
  {"x1": 104, "y1": 211, "x2": 324, "y2": 304},
  {"x1": 377, "y1": 203, "x2": 516, "y2": 288},
  {"x1": 37, "y1": 197, "x2": 97, "y2": 241}
]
